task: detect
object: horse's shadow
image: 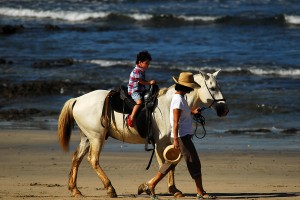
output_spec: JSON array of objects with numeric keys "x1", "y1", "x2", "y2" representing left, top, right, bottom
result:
[{"x1": 157, "y1": 192, "x2": 300, "y2": 199}]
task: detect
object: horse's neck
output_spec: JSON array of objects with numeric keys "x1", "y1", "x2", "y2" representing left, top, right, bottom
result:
[
  {"x1": 186, "y1": 90, "x2": 200, "y2": 109},
  {"x1": 158, "y1": 86, "x2": 200, "y2": 109},
  {"x1": 154, "y1": 86, "x2": 201, "y2": 135}
]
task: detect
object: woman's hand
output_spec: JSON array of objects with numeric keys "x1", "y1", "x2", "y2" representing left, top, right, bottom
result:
[
  {"x1": 173, "y1": 138, "x2": 179, "y2": 150},
  {"x1": 191, "y1": 107, "x2": 201, "y2": 115}
]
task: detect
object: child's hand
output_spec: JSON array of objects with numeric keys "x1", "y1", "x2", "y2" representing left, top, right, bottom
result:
[{"x1": 149, "y1": 80, "x2": 156, "y2": 85}]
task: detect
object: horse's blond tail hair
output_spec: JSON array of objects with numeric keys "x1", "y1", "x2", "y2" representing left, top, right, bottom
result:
[{"x1": 58, "y1": 98, "x2": 76, "y2": 152}]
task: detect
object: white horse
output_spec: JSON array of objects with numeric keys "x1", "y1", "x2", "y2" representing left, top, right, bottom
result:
[{"x1": 58, "y1": 70, "x2": 229, "y2": 198}]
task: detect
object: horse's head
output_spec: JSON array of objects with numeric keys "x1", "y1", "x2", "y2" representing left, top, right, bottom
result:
[{"x1": 194, "y1": 70, "x2": 229, "y2": 117}]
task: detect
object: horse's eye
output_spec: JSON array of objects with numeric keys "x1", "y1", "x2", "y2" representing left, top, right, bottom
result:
[{"x1": 210, "y1": 87, "x2": 216, "y2": 91}]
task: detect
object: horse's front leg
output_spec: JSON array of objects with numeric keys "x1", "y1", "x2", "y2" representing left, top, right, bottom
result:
[
  {"x1": 68, "y1": 134, "x2": 89, "y2": 197},
  {"x1": 87, "y1": 140, "x2": 117, "y2": 198}
]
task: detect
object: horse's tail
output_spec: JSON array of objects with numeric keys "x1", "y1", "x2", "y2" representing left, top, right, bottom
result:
[{"x1": 58, "y1": 98, "x2": 77, "y2": 152}]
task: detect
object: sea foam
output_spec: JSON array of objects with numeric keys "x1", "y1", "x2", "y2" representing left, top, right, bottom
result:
[
  {"x1": 178, "y1": 15, "x2": 221, "y2": 22},
  {"x1": 128, "y1": 13, "x2": 152, "y2": 21},
  {"x1": 0, "y1": 7, "x2": 109, "y2": 21},
  {"x1": 249, "y1": 68, "x2": 300, "y2": 77},
  {"x1": 284, "y1": 15, "x2": 300, "y2": 25},
  {"x1": 87, "y1": 59, "x2": 131, "y2": 67}
]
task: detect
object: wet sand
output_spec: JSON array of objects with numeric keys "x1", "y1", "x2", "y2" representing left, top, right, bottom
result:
[{"x1": 0, "y1": 129, "x2": 299, "y2": 200}]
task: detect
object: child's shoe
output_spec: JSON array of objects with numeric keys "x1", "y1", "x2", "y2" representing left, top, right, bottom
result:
[{"x1": 127, "y1": 115, "x2": 134, "y2": 127}]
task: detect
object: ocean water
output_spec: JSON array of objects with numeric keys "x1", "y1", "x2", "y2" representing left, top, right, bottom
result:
[{"x1": 0, "y1": 0, "x2": 299, "y2": 150}]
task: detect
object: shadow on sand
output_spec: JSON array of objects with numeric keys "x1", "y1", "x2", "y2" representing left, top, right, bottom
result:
[{"x1": 156, "y1": 192, "x2": 300, "y2": 199}]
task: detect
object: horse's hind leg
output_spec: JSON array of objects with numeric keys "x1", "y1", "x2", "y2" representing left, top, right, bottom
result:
[
  {"x1": 87, "y1": 139, "x2": 117, "y2": 198},
  {"x1": 68, "y1": 132, "x2": 90, "y2": 197}
]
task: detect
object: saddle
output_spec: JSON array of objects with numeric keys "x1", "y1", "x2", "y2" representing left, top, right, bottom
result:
[{"x1": 104, "y1": 85, "x2": 159, "y2": 141}]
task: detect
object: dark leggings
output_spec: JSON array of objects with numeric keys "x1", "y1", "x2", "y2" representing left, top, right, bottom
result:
[{"x1": 159, "y1": 135, "x2": 202, "y2": 179}]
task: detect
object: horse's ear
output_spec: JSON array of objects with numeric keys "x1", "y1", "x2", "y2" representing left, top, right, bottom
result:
[
  {"x1": 213, "y1": 69, "x2": 221, "y2": 77},
  {"x1": 199, "y1": 70, "x2": 209, "y2": 80}
]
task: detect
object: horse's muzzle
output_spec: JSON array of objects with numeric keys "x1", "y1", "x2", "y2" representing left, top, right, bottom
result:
[{"x1": 215, "y1": 102, "x2": 229, "y2": 117}]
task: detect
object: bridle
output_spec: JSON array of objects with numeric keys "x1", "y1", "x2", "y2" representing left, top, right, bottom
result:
[
  {"x1": 203, "y1": 78, "x2": 226, "y2": 109},
  {"x1": 193, "y1": 77, "x2": 226, "y2": 139}
]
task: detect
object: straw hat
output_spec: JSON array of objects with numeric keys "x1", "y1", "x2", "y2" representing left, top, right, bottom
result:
[
  {"x1": 163, "y1": 145, "x2": 182, "y2": 164},
  {"x1": 172, "y1": 72, "x2": 200, "y2": 89}
]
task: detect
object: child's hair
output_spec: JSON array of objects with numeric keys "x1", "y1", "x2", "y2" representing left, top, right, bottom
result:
[
  {"x1": 175, "y1": 84, "x2": 194, "y2": 92},
  {"x1": 136, "y1": 51, "x2": 152, "y2": 64}
]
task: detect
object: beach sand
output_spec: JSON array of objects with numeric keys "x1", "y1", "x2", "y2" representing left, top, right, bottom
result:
[{"x1": 0, "y1": 129, "x2": 299, "y2": 200}]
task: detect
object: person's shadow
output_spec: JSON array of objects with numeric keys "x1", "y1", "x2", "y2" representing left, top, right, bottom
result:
[
  {"x1": 212, "y1": 192, "x2": 299, "y2": 199},
  {"x1": 157, "y1": 192, "x2": 300, "y2": 199}
]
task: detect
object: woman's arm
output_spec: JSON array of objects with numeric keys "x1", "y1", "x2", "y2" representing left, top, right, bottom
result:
[{"x1": 173, "y1": 108, "x2": 181, "y2": 150}]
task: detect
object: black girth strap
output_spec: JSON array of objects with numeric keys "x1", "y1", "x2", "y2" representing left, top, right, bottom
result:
[
  {"x1": 144, "y1": 105, "x2": 154, "y2": 150},
  {"x1": 144, "y1": 102, "x2": 155, "y2": 170},
  {"x1": 146, "y1": 148, "x2": 155, "y2": 170},
  {"x1": 143, "y1": 85, "x2": 159, "y2": 169}
]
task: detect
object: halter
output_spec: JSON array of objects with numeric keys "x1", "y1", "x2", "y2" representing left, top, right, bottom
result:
[
  {"x1": 193, "y1": 78, "x2": 226, "y2": 139},
  {"x1": 203, "y1": 78, "x2": 226, "y2": 109}
]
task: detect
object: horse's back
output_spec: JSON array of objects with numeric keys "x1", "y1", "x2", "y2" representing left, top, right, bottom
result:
[
  {"x1": 73, "y1": 90, "x2": 109, "y2": 133},
  {"x1": 75, "y1": 90, "x2": 108, "y2": 109}
]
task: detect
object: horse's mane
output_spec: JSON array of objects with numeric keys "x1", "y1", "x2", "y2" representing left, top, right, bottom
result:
[
  {"x1": 158, "y1": 85, "x2": 175, "y2": 97},
  {"x1": 158, "y1": 87, "x2": 168, "y2": 97}
]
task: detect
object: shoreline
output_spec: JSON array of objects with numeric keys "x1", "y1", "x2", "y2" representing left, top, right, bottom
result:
[{"x1": 0, "y1": 129, "x2": 299, "y2": 200}]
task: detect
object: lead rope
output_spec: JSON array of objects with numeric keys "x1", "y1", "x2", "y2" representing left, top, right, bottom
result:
[{"x1": 193, "y1": 107, "x2": 207, "y2": 139}]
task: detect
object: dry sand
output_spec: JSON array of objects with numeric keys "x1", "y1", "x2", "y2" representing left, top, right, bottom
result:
[{"x1": 0, "y1": 129, "x2": 299, "y2": 200}]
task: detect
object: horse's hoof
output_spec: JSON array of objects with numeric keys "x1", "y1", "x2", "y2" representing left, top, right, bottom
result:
[
  {"x1": 72, "y1": 190, "x2": 83, "y2": 198},
  {"x1": 137, "y1": 183, "x2": 151, "y2": 195},
  {"x1": 169, "y1": 185, "x2": 184, "y2": 198},
  {"x1": 107, "y1": 187, "x2": 117, "y2": 198},
  {"x1": 108, "y1": 192, "x2": 117, "y2": 198},
  {"x1": 74, "y1": 193, "x2": 83, "y2": 198},
  {"x1": 174, "y1": 191, "x2": 184, "y2": 198},
  {"x1": 107, "y1": 191, "x2": 117, "y2": 198}
]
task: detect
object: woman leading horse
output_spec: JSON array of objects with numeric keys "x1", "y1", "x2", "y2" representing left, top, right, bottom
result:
[{"x1": 58, "y1": 70, "x2": 229, "y2": 198}]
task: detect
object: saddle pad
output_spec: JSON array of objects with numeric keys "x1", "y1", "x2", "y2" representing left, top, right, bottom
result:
[{"x1": 109, "y1": 87, "x2": 135, "y2": 114}]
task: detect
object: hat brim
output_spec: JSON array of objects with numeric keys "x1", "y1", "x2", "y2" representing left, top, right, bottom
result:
[
  {"x1": 163, "y1": 145, "x2": 182, "y2": 164},
  {"x1": 172, "y1": 76, "x2": 200, "y2": 89}
]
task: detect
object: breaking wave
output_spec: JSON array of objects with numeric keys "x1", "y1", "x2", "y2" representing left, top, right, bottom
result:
[
  {"x1": 0, "y1": 7, "x2": 110, "y2": 21},
  {"x1": 1, "y1": 7, "x2": 299, "y2": 26},
  {"x1": 83, "y1": 59, "x2": 300, "y2": 78},
  {"x1": 168, "y1": 65, "x2": 300, "y2": 78},
  {"x1": 284, "y1": 15, "x2": 300, "y2": 25}
]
